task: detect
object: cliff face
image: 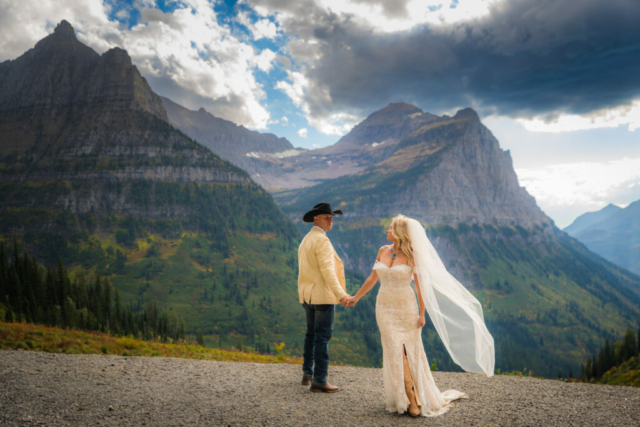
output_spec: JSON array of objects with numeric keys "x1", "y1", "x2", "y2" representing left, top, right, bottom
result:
[
  {"x1": 0, "y1": 21, "x2": 278, "y2": 239},
  {"x1": 390, "y1": 110, "x2": 548, "y2": 226},
  {"x1": 277, "y1": 108, "x2": 549, "y2": 228}
]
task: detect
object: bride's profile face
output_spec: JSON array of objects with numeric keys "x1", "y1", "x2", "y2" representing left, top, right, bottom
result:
[{"x1": 386, "y1": 225, "x2": 397, "y2": 242}]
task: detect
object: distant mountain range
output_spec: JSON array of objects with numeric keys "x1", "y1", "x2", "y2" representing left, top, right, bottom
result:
[
  {"x1": 1, "y1": 21, "x2": 639, "y2": 377},
  {"x1": 565, "y1": 202, "x2": 640, "y2": 275}
]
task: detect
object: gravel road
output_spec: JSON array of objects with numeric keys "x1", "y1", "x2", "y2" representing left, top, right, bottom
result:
[{"x1": 1, "y1": 350, "x2": 639, "y2": 426}]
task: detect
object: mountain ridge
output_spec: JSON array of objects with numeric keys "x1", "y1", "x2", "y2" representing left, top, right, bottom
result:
[
  {"x1": 564, "y1": 204, "x2": 622, "y2": 235},
  {"x1": 566, "y1": 200, "x2": 640, "y2": 275}
]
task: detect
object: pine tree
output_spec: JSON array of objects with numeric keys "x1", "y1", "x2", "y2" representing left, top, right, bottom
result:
[
  {"x1": 103, "y1": 279, "x2": 112, "y2": 331},
  {"x1": 0, "y1": 242, "x2": 7, "y2": 299},
  {"x1": 604, "y1": 339, "x2": 612, "y2": 373},
  {"x1": 623, "y1": 328, "x2": 636, "y2": 361},
  {"x1": 114, "y1": 287, "x2": 122, "y2": 333},
  {"x1": 93, "y1": 274, "x2": 104, "y2": 329}
]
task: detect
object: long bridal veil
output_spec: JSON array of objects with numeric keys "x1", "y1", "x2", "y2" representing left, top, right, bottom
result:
[{"x1": 407, "y1": 219, "x2": 495, "y2": 377}]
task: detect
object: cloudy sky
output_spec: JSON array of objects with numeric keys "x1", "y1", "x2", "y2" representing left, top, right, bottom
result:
[{"x1": 1, "y1": 0, "x2": 639, "y2": 227}]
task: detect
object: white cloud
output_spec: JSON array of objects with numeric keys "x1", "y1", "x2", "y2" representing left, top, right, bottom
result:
[
  {"x1": 276, "y1": 70, "x2": 359, "y2": 135},
  {"x1": 281, "y1": 116, "x2": 289, "y2": 125},
  {"x1": 315, "y1": 0, "x2": 500, "y2": 33},
  {"x1": 236, "y1": 10, "x2": 278, "y2": 41},
  {"x1": 252, "y1": 18, "x2": 278, "y2": 40},
  {"x1": 0, "y1": 0, "x2": 276, "y2": 129},
  {"x1": 297, "y1": 128, "x2": 308, "y2": 137},
  {"x1": 516, "y1": 158, "x2": 640, "y2": 227},
  {"x1": 518, "y1": 100, "x2": 640, "y2": 133}
]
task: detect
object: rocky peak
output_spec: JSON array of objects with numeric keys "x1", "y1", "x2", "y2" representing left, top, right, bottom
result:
[
  {"x1": 333, "y1": 102, "x2": 438, "y2": 150},
  {"x1": 453, "y1": 107, "x2": 480, "y2": 122},
  {"x1": 0, "y1": 20, "x2": 166, "y2": 121},
  {"x1": 376, "y1": 102, "x2": 422, "y2": 116},
  {"x1": 34, "y1": 20, "x2": 83, "y2": 50},
  {"x1": 54, "y1": 20, "x2": 76, "y2": 38}
]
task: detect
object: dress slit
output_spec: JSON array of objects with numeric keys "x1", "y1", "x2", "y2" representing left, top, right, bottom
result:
[{"x1": 401, "y1": 343, "x2": 421, "y2": 407}]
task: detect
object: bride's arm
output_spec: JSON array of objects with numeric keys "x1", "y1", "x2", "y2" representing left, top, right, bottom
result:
[
  {"x1": 351, "y1": 270, "x2": 379, "y2": 305},
  {"x1": 413, "y1": 263, "x2": 427, "y2": 328},
  {"x1": 350, "y1": 247, "x2": 383, "y2": 305}
]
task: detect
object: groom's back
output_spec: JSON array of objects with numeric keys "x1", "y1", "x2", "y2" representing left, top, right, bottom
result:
[
  {"x1": 297, "y1": 228, "x2": 346, "y2": 305},
  {"x1": 298, "y1": 229, "x2": 321, "y2": 281}
]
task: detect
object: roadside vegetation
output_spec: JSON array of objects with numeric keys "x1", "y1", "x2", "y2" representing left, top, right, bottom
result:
[{"x1": 0, "y1": 321, "x2": 301, "y2": 365}]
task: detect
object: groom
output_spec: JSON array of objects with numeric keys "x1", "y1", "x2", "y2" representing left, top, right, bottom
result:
[{"x1": 298, "y1": 203, "x2": 351, "y2": 393}]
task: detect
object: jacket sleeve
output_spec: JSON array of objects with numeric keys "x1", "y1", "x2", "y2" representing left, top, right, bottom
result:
[{"x1": 314, "y1": 236, "x2": 348, "y2": 301}]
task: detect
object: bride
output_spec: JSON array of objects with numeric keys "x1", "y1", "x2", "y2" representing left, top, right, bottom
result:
[{"x1": 348, "y1": 215, "x2": 494, "y2": 417}]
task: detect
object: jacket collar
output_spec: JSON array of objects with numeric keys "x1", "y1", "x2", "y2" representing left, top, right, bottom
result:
[{"x1": 311, "y1": 225, "x2": 326, "y2": 235}]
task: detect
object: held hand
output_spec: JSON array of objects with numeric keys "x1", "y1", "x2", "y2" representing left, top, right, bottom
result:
[
  {"x1": 340, "y1": 295, "x2": 351, "y2": 307},
  {"x1": 347, "y1": 296, "x2": 359, "y2": 307},
  {"x1": 417, "y1": 315, "x2": 426, "y2": 328}
]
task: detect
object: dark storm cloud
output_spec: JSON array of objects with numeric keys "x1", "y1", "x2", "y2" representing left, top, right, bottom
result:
[{"x1": 252, "y1": 0, "x2": 640, "y2": 120}]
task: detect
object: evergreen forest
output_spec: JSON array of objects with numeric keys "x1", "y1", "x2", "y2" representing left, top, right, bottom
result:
[{"x1": 0, "y1": 241, "x2": 186, "y2": 342}]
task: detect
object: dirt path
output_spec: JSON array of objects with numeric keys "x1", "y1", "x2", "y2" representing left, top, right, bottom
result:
[{"x1": 1, "y1": 350, "x2": 639, "y2": 426}]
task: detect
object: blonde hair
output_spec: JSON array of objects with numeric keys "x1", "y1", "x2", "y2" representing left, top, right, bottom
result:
[{"x1": 390, "y1": 214, "x2": 414, "y2": 264}]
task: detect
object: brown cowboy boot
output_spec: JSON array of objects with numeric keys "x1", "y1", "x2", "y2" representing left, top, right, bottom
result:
[
  {"x1": 403, "y1": 355, "x2": 422, "y2": 417},
  {"x1": 310, "y1": 382, "x2": 340, "y2": 393}
]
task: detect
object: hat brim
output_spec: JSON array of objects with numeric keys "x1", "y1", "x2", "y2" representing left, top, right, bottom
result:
[{"x1": 303, "y1": 209, "x2": 343, "y2": 223}]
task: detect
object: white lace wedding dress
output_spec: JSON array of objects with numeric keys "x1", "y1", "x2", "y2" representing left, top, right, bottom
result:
[{"x1": 374, "y1": 260, "x2": 467, "y2": 417}]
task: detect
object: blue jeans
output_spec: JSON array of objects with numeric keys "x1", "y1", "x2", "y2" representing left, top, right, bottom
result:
[{"x1": 302, "y1": 302, "x2": 335, "y2": 385}]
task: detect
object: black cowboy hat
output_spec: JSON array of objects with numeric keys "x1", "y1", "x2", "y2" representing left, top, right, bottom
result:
[{"x1": 303, "y1": 203, "x2": 343, "y2": 223}]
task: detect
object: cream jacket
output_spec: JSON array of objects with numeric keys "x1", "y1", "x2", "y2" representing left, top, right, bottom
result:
[{"x1": 298, "y1": 227, "x2": 347, "y2": 304}]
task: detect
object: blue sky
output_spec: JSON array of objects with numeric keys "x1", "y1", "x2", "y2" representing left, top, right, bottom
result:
[{"x1": 0, "y1": 0, "x2": 639, "y2": 227}]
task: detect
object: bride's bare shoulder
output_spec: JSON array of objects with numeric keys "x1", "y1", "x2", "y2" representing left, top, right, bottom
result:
[{"x1": 377, "y1": 245, "x2": 391, "y2": 256}]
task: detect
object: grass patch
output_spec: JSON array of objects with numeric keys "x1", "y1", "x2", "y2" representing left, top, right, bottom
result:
[{"x1": 0, "y1": 321, "x2": 302, "y2": 365}]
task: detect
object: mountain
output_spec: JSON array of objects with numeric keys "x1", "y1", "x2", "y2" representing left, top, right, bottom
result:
[
  {"x1": 565, "y1": 201, "x2": 640, "y2": 275},
  {"x1": 0, "y1": 21, "x2": 332, "y2": 364},
  {"x1": 564, "y1": 204, "x2": 622, "y2": 235},
  {"x1": 166, "y1": 101, "x2": 443, "y2": 191},
  {"x1": 161, "y1": 96, "x2": 307, "y2": 190},
  {"x1": 275, "y1": 105, "x2": 640, "y2": 377}
]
